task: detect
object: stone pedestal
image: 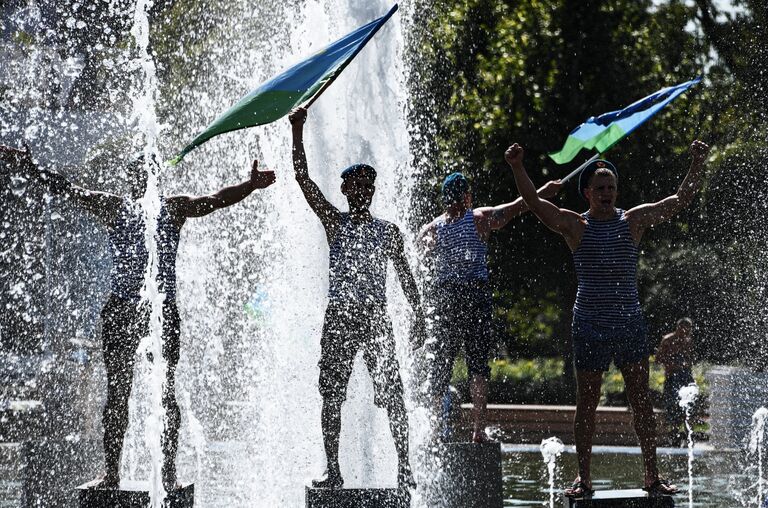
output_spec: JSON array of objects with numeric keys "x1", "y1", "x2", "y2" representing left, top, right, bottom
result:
[
  {"x1": 441, "y1": 442, "x2": 503, "y2": 508},
  {"x1": 21, "y1": 438, "x2": 101, "y2": 507},
  {"x1": 564, "y1": 489, "x2": 674, "y2": 507},
  {"x1": 706, "y1": 366, "x2": 768, "y2": 449},
  {"x1": 76, "y1": 480, "x2": 194, "y2": 508},
  {"x1": 305, "y1": 486, "x2": 409, "y2": 508}
]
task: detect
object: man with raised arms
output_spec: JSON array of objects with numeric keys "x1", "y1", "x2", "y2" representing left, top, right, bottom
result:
[
  {"x1": 418, "y1": 172, "x2": 561, "y2": 442},
  {"x1": 289, "y1": 107, "x2": 426, "y2": 491},
  {"x1": 504, "y1": 140, "x2": 709, "y2": 497},
  {"x1": 1, "y1": 145, "x2": 275, "y2": 490}
]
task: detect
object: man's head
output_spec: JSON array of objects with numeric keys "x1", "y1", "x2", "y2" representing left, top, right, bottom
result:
[
  {"x1": 340, "y1": 164, "x2": 376, "y2": 210},
  {"x1": 579, "y1": 159, "x2": 618, "y2": 213},
  {"x1": 676, "y1": 317, "x2": 693, "y2": 336},
  {"x1": 442, "y1": 172, "x2": 471, "y2": 209}
]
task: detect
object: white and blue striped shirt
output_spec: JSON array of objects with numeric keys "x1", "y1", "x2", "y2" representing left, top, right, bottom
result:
[
  {"x1": 572, "y1": 209, "x2": 641, "y2": 326},
  {"x1": 434, "y1": 209, "x2": 488, "y2": 283}
]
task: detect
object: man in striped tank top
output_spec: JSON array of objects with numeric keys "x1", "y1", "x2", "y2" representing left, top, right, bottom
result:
[
  {"x1": 12, "y1": 145, "x2": 275, "y2": 490},
  {"x1": 419, "y1": 172, "x2": 561, "y2": 443},
  {"x1": 290, "y1": 108, "x2": 426, "y2": 490},
  {"x1": 506, "y1": 140, "x2": 709, "y2": 497}
]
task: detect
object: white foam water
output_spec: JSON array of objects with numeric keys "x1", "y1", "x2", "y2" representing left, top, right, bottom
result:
[
  {"x1": 678, "y1": 382, "x2": 699, "y2": 508},
  {"x1": 540, "y1": 436, "x2": 565, "y2": 508},
  {"x1": 750, "y1": 407, "x2": 768, "y2": 507}
]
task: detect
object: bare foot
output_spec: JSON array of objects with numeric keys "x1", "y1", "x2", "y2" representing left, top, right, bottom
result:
[
  {"x1": 90, "y1": 471, "x2": 120, "y2": 489},
  {"x1": 643, "y1": 478, "x2": 679, "y2": 496},
  {"x1": 564, "y1": 477, "x2": 594, "y2": 498},
  {"x1": 471, "y1": 430, "x2": 494, "y2": 443}
]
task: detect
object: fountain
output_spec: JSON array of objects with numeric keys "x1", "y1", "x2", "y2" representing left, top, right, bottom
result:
[
  {"x1": 677, "y1": 383, "x2": 699, "y2": 508},
  {"x1": 1, "y1": 0, "x2": 429, "y2": 506},
  {"x1": 540, "y1": 436, "x2": 564, "y2": 508}
]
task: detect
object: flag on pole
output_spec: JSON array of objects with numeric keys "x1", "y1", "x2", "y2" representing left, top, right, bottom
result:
[
  {"x1": 548, "y1": 77, "x2": 701, "y2": 165},
  {"x1": 170, "y1": 4, "x2": 399, "y2": 165}
]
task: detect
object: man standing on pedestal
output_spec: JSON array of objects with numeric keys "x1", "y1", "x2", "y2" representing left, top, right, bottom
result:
[
  {"x1": 505, "y1": 140, "x2": 709, "y2": 497},
  {"x1": 3, "y1": 144, "x2": 275, "y2": 490},
  {"x1": 418, "y1": 171, "x2": 561, "y2": 442},
  {"x1": 289, "y1": 107, "x2": 426, "y2": 490}
]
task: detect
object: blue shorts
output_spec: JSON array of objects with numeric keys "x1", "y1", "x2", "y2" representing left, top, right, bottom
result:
[
  {"x1": 428, "y1": 281, "x2": 493, "y2": 395},
  {"x1": 571, "y1": 314, "x2": 649, "y2": 372}
]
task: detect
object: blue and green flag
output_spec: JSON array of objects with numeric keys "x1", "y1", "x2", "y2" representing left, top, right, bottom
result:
[
  {"x1": 171, "y1": 4, "x2": 398, "y2": 165},
  {"x1": 549, "y1": 77, "x2": 701, "y2": 165}
]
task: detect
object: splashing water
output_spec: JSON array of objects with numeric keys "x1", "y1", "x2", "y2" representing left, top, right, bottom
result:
[
  {"x1": 678, "y1": 382, "x2": 699, "y2": 508},
  {"x1": 128, "y1": 0, "x2": 167, "y2": 505},
  {"x1": 540, "y1": 436, "x2": 564, "y2": 508},
  {"x1": 750, "y1": 407, "x2": 768, "y2": 507}
]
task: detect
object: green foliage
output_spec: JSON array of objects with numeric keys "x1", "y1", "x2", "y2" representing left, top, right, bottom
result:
[{"x1": 495, "y1": 290, "x2": 562, "y2": 357}]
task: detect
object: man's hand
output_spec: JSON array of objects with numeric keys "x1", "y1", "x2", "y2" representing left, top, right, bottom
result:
[
  {"x1": 289, "y1": 107, "x2": 308, "y2": 130},
  {"x1": 250, "y1": 159, "x2": 276, "y2": 189},
  {"x1": 690, "y1": 140, "x2": 710, "y2": 165},
  {"x1": 539, "y1": 180, "x2": 563, "y2": 199},
  {"x1": 409, "y1": 309, "x2": 428, "y2": 351},
  {"x1": 504, "y1": 143, "x2": 524, "y2": 169}
]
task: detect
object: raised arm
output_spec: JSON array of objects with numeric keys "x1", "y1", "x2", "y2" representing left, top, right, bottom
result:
[
  {"x1": 474, "y1": 179, "x2": 563, "y2": 236},
  {"x1": 389, "y1": 225, "x2": 427, "y2": 349},
  {"x1": 288, "y1": 107, "x2": 341, "y2": 234},
  {"x1": 168, "y1": 159, "x2": 275, "y2": 218},
  {"x1": 625, "y1": 140, "x2": 710, "y2": 238},
  {"x1": 1, "y1": 145, "x2": 122, "y2": 224},
  {"x1": 505, "y1": 143, "x2": 584, "y2": 250}
]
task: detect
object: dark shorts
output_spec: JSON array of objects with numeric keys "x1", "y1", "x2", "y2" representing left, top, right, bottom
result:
[
  {"x1": 571, "y1": 314, "x2": 649, "y2": 372},
  {"x1": 318, "y1": 301, "x2": 404, "y2": 409},
  {"x1": 428, "y1": 281, "x2": 493, "y2": 395},
  {"x1": 101, "y1": 294, "x2": 181, "y2": 368},
  {"x1": 663, "y1": 369, "x2": 694, "y2": 424}
]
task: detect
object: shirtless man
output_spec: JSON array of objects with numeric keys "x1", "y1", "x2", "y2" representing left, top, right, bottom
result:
[
  {"x1": 657, "y1": 317, "x2": 695, "y2": 442},
  {"x1": 418, "y1": 172, "x2": 560, "y2": 442},
  {"x1": 3, "y1": 144, "x2": 275, "y2": 489},
  {"x1": 289, "y1": 107, "x2": 426, "y2": 490},
  {"x1": 505, "y1": 140, "x2": 709, "y2": 496}
]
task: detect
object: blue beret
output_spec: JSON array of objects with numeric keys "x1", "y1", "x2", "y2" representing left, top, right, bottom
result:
[
  {"x1": 442, "y1": 172, "x2": 469, "y2": 204},
  {"x1": 578, "y1": 159, "x2": 618, "y2": 200}
]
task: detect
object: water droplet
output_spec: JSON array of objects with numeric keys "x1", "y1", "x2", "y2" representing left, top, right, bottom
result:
[{"x1": 10, "y1": 176, "x2": 28, "y2": 197}]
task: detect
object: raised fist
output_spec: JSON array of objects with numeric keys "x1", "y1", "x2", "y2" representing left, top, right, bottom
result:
[
  {"x1": 288, "y1": 107, "x2": 308, "y2": 127},
  {"x1": 504, "y1": 143, "x2": 524, "y2": 169},
  {"x1": 690, "y1": 140, "x2": 710, "y2": 163}
]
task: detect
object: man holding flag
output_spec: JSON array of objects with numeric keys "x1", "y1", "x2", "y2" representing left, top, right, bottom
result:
[
  {"x1": 289, "y1": 106, "x2": 425, "y2": 490},
  {"x1": 505, "y1": 139, "x2": 709, "y2": 497}
]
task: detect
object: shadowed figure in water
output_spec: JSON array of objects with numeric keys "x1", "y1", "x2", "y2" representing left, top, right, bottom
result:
[
  {"x1": 656, "y1": 317, "x2": 695, "y2": 445},
  {"x1": 418, "y1": 172, "x2": 561, "y2": 443},
  {"x1": 506, "y1": 140, "x2": 709, "y2": 498},
  {"x1": 1, "y1": 144, "x2": 275, "y2": 490},
  {"x1": 289, "y1": 107, "x2": 426, "y2": 491}
]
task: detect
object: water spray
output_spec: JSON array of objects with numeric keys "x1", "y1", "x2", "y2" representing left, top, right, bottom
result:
[
  {"x1": 678, "y1": 382, "x2": 699, "y2": 508},
  {"x1": 540, "y1": 436, "x2": 565, "y2": 508}
]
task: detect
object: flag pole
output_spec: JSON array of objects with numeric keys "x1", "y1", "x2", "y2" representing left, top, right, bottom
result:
[
  {"x1": 560, "y1": 153, "x2": 601, "y2": 184},
  {"x1": 303, "y1": 3, "x2": 399, "y2": 110}
]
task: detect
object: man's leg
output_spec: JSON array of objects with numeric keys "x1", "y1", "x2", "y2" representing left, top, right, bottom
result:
[
  {"x1": 470, "y1": 374, "x2": 489, "y2": 441},
  {"x1": 314, "y1": 306, "x2": 356, "y2": 488},
  {"x1": 100, "y1": 297, "x2": 141, "y2": 487},
  {"x1": 464, "y1": 283, "x2": 493, "y2": 443},
  {"x1": 161, "y1": 303, "x2": 182, "y2": 490},
  {"x1": 620, "y1": 359, "x2": 660, "y2": 486},
  {"x1": 573, "y1": 370, "x2": 603, "y2": 489},
  {"x1": 318, "y1": 396, "x2": 344, "y2": 484},
  {"x1": 365, "y1": 322, "x2": 415, "y2": 489}
]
